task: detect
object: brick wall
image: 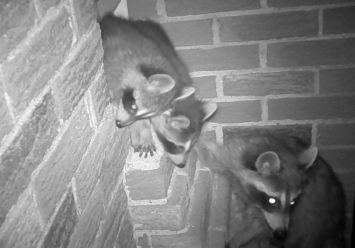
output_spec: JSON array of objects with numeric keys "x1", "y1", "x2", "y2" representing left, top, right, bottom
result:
[
  {"x1": 0, "y1": 1, "x2": 135, "y2": 248},
  {"x1": 127, "y1": 0, "x2": 355, "y2": 247}
]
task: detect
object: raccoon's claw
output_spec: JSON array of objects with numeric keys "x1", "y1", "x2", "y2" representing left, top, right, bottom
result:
[{"x1": 138, "y1": 144, "x2": 157, "y2": 158}]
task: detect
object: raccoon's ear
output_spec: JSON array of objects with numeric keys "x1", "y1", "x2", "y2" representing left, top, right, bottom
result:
[
  {"x1": 255, "y1": 151, "x2": 281, "y2": 175},
  {"x1": 299, "y1": 146, "x2": 318, "y2": 170},
  {"x1": 147, "y1": 74, "x2": 176, "y2": 94},
  {"x1": 173, "y1": 87, "x2": 196, "y2": 101},
  {"x1": 169, "y1": 115, "x2": 190, "y2": 129},
  {"x1": 202, "y1": 101, "x2": 218, "y2": 122}
]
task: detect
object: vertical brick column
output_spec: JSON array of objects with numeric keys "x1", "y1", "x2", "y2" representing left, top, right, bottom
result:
[{"x1": 0, "y1": 1, "x2": 135, "y2": 248}]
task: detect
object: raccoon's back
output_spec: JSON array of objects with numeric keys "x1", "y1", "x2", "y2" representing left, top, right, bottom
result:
[{"x1": 285, "y1": 156, "x2": 346, "y2": 248}]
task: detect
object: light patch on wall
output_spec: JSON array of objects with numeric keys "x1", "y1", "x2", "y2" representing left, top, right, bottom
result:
[{"x1": 114, "y1": 0, "x2": 129, "y2": 18}]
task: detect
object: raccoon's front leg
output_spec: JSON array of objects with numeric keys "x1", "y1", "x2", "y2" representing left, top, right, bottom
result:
[{"x1": 130, "y1": 120, "x2": 156, "y2": 158}]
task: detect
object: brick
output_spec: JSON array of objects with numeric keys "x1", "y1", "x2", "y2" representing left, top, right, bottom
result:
[
  {"x1": 192, "y1": 76, "x2": 217, "y2": 99},
  {"x1": 151, "y1": 232, "x2": 201, "y2": 248},
  {"x1": 320, "y1": 68, "x2": 355, "y2": 93},
  {"x1": 207, "y1": 230, "x2": 226, "y2": 248},
  {"x1": 68, "y1": 183, "x2": 105, "y2": 248},
  {"x1": 179, "y1": 45, "x2": 259, "y2": 72},
  {"x1": 0, "y1": 93, "x2": 59, "y2": 226},
  {"x1": 267, "y1": 38, "x2": 355, "y2": 68},
  {"x1": 74, "y1": 110, "x2": 118, "y2": 209},
  {"x1": 0, "y1": 0, "x2": 37, "y2": 62},
  {"x1": 0, "y1": 86, "x2": 13, "y2": 143},
  {"x1": 163, "y1": 19, "x2": 213, "y2": 47},
  {"x1": 223, "y1": 125, "x2": 313, "y2": 145},
  {"x1": 0, "y1": 188, "x2": 42, "y2": 248},
  {"x1": 201, "y1": 130, "x2": 217, "y2": 142},
  {"x1": 267, "y1": 0, "x2": 355, "y2": 7},
  {"x1": 34, "y1": 102, "x2": 92, "y2": 221},
  {"x1": 324, "y1": 7, "x2": 355, "y2": 34},
  {"x1": 126, "y1": 152, "x2": 175, "y2": 201},
  {"x1": 71, "y1": 0, "x2": 97, "y2": 36},
  {"x1": 97, "y1": 0, "x2": 122, "y2": 20},
  {"x1": 89, "y1": 69, "x2": 109, "y2": 125},
  {"x1": 116, "y1": 210, "x2": 136, "y2": 248},
  {"x1": 127, "y1": 0, "x2": 158, "y2": 19},
  {"x1": 2, "y1": 7, "x2": 72, "y2": 115},
  {"x1": 137, "y1": 233, "x2": 150, "y2": 248},
  {"x1": 52, "y1": 25, "x2": 103, "y2": 120},
  {"x1": 223, "y1": 71, "x2": 314, "y2": 96},
  {"x1": 96, "y1": 183, "x2": 129, "y2": 248},
  {"x1": 40, "y1": 188, "x2": 78, "y2": 248},
  {"x1": 268, "y1": 96, "x2": 355, "y2": 120},
  {"x1": 317, "y1": 123, "x2": 355, "y2": 146},
  {"x1": 165, "y1": 0, "x2": 260, "y2": 17},
  {"x1": 219, "y1": 11, "x2": 317, "y2": 42},
  {"x1": 319, "y1": 148, "x2": 355, "y2": 172},
  {"x1": 211, "y1": 101, "x2": 262, "y2": 123},
  {"x1": 36, "y1": 0, "x2": 61, "y2": 13}
]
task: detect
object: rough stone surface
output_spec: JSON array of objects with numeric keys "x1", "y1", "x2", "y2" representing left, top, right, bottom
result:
[
  {"x1": 163, "y1": 19, "x2": 213, "y2": 46},
  {"x1": 317, "y1": 123, "x2": 355, "y2": 146},
  {"x1": 323, "y1": 6, "x2": 355, "y2": 35},
  {"x1": 2, "y1": 7, "x2": 72, "y2": 115},
  {"x1": 178, "y1": 45, "x2": 259, "y2": 72},
  {"x1": 115, "y1": 210, "x2": 136, "y2": 248},
  {"x1": 34, "y1": 102, "x2": 92, "y2": 221},
  {"x1": 267, "y1": 0, "x2": 355, "y2": 7},
  {"x1": 0, "y1": 85, "x2": 13, "y2": 144},
  {"x1": 0, "y1": 93, "x2": 59, "y2": 226},
  {"x1": 68, "y1": 182, "x2": 105, "y2": 248},
  {"x1": 223, "y1": 71, "x2": 314, "y2": 96},
  {"x1": 0, "y1": 0, "x2": 37, "y2": 62},
  {"x1": 40, "y1": 188, "x2": 78, "y2": 248},
  {"x1": 219, "y1": 11, "x2": 317, "y2": 42},
  {"x1": 52, "y1": 25, "x2": 103, "y2": 120},
  {"x1": 0, "y1": 188, "x2": 42, "y2": 248},
  {"x1": 319, "y1": 68, "x2": 355, "y2": 93},
  {"x1": 268, "y1": 96, "x2": 355, "y2": 120},
  {"x1": 127, "y1": 0, "x2": 158, "y2": 19},
  {"x1": 267, "y1": 38, "x2": 355, "y2": 68},
  {"x1": 165, "y1": 0, "x2": 260, "y2": 16},
  {"x1": 192, "y1": 76, "x2": 217, "y2": 99},
  {"x1": 89, "y1": 68, "x2": 109, "y2": 126},
  {"x1": 71, "y1": 0, "x2": 97, "y2": 36},
  {"x1": 36, "y1": 0, "x2": 61, "y2": 13},
  {"x1": 212, "y1": 101, "x2": 262, "y2": 123}
]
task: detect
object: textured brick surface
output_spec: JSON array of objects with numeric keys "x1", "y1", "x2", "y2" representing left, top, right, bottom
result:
[
  {"x1": 89, "y1": 69, "x2": 109, "y2": 125},
  {"x1": 223, "y1": 125, "x2": 313, "y2": 144},
  {"x1": 115, "y1": 210, "x2": 136, "y2": 248},
  {"x1": 165, "y1": 0, "x2": 260, "y2": 16},
  {"x1": 267, "y1": 0, "x2": 355, "y2": 7},
  {"x1": 223, "y1": 71, "x2": 314, "y2": 96},
  {"x1": 324, "y1": 7, "x2": 355, "y2": 34},
  {"x1": 163, "y1": 19, "x2": 213, "y2": 46},
  {"x1": 268, "y1": 96, "x2": 355, "y2": 120},
  {"x1": 2, "y1": 7, "x2": 72, "y2": 115},
  {"x1": 36, "y1": 0, "x2": 61, "y2": 13},
  {"x1": 40, "y1": 188, "x2": 78, "y2": 248},
  {"x1": 96, "y1": 183, "x2": 128, "y2": 248},
  {"x1": 127, "y1": 0, "x2": 158, "y2": 19},
  {"x1": 179, "y1": 45, "x2": 259, "y2": 72},
  {"x1": 317, "y1": 124, "x2": 355, "y2": 146},
  {"x1": 0, "y1": 86, "x2": 13, "y2": 143},
  {"x1": 219, "y1": 11, "x2": 317, "y2": 42},
  {"x1": 267, "y1": 38, "x2": 355, "y2": 68},
  {"x1": 52, "y1": 25, "x2": 103, "y2": 120},
  {"x1": 126, "y1": 153, "x2": 175, "y2": 201},
  {"x1": 68, "y1": 183, "x2": 105, "y2": 248},
  {"x1": 212, "y1": 101, "x2": 262, "y2": 123},
  {"x1": 192, "y1": 76, "x2": 217, "y2": 99},
  {"x1": 71, "y1": 0, "x2": 97, "y2": 36},
  {"x1": 0, "y1": 93, "x2": 59, "y2": 226},
  {"x1": 319, "y1": 68, "x2": 355, "y2": 93},
  {"x1": 0, "y1": 189, "x2": 42, "y2": 248},
  {"x1": 0, "y1": 0, "x2": 37, "y2": 62},
  {"x1": 34, "y1": 103, "x2": 92, "y2": 221}
]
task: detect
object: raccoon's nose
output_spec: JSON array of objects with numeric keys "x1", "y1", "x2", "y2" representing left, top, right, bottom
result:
[
  {"x1": 176, "y1": 163, "x2": 186, "y2": 168},
  {"x1": 274, "y1": 229, "x2": 288, "y2": 241},
  {"x1": 116, "y1": 120, "x2": 124, "y2": 128}
]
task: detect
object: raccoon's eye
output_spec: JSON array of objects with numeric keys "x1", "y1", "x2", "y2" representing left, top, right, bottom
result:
[
  {"x1": 290, "y1": 200, "x2": 295, "y2": 205},
  {"x1": 268, "y1": 198, "x2": 277, "y2": 204},
  {"x1": 122, "y1": 89, "x2": 138, "y2": 114}
]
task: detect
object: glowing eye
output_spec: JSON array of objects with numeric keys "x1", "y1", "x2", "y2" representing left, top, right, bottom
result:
[
  {"x1": 131, "y1": 104, "x2": 137, "y2": 110},
  {"x1": 290, "y1": 201, "x2": 295, "y2": 205},
  {"x1": 269, "y1": 198, "x2": 276, "y2": 204}
]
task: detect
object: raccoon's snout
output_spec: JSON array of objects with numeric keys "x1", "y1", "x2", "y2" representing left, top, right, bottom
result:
[
  {"x1": 116, "y1": 120, "x2": 124, "y2": 128},
  {"x1": 273, "y1": 229, "x2": 288, "y2": 241}
]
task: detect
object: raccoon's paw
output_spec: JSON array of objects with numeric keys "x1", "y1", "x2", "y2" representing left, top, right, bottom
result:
[
  {"x1": 138, "y1": 142, "x2": 157, "y2": 158},
  {"x1": 131, "y1": 133, "x2": 157, "y2": 158}
]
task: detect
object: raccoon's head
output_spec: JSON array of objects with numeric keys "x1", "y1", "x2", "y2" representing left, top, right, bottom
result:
[
  {"x1": 245, "y1": 146, "x2": 318, "y2": 241},
  {"x1": 151, "y1": 98, "x2": 217, "y2": 168}
]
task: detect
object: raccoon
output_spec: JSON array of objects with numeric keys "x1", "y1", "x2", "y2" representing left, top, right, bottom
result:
[
  {"x1": 99, "y1": 14, "x2": 201, "y2": 156},
  {"x1": 194, "y1": 133, "x2": 346, "y2": 248}
]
